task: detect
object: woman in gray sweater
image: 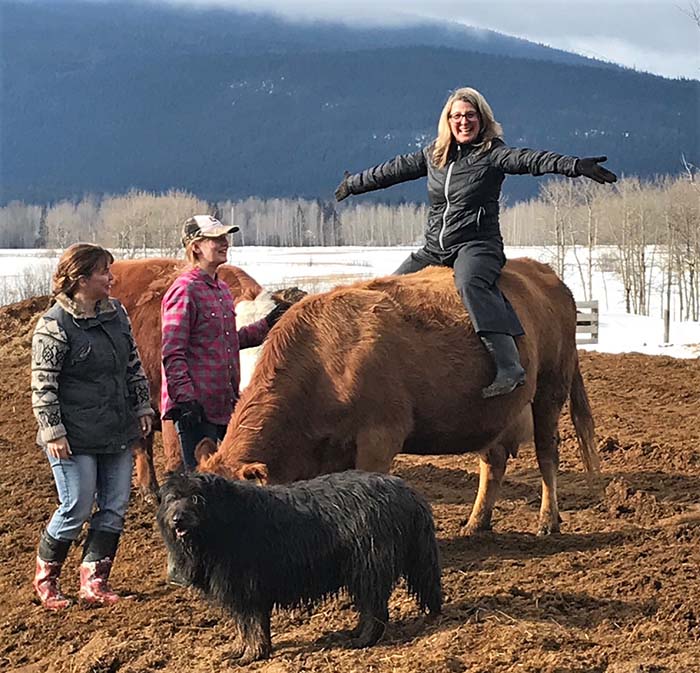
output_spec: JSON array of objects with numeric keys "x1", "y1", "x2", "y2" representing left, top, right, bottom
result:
[{"x1": 31, "y1": 243, "x2": 153, "y2": 610}]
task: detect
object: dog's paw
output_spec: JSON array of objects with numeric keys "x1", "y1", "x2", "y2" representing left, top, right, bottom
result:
[
  {"x1": 227, "y1": 639, "x2": 246, "y2": 660},
  {"x1": 234, "y1": 644, "x2": 270, "y2": 665}
]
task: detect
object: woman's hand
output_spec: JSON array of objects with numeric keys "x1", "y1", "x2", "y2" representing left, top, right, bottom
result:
[
  {"x1": 334, "y1": 171, "x2": 352, "y2": 202},
  {"x1": 47, "y1": 436, "x2": 71, "y2": 459},
  {"x1": 264, "y1": 301, "x2": 291, "y2": 329},
  {"x1": 576, "y1": 156, "x2": 617, "y2": 184},
  {"x1": 140, "y1": 415, "x2": 153, "y2": 437}
]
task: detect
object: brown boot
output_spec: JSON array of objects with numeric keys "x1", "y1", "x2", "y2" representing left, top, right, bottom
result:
[
  {"x1": 79, "y1": 558, "x2": 120, "y2": 605},
  {"x1": 33, "y1": 557, "x2": 72, "y2": 611},
  {"x1": 33, "y1": 531, "x2": 72, "y2": 611}
]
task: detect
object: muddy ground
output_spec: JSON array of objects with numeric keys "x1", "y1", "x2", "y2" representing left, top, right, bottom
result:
[{"x1": 1, "y1": 297, "x2": 699, "y2": 673}]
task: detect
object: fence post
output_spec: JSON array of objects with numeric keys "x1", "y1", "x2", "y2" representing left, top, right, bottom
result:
[{"x1": 576, "y1": 300, "x2": 599, "y2": 345}]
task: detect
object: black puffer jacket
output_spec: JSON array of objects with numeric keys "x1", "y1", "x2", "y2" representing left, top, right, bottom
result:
[{"x1": 346, "y1": 138, "x2": 580, "y2": 253}]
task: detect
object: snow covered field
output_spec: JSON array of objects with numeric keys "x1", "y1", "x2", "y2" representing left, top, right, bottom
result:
[{"x1": 1, "y1": 246, "x2": 698, "y2": 358}]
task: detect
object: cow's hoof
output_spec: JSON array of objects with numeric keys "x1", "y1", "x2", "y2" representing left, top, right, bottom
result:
[
  {"x1": 138, "y1": 487, "x2": 159, "y2": 506},
  {"x1": 536, "y1": 523, "x2": 560, "y2": 536},
  {"x1": 462, "y1": 521, "x2": 492, "y2": 537},
  {"x1": 424, "y1": 610, "x2": 441, "y2": 624}
]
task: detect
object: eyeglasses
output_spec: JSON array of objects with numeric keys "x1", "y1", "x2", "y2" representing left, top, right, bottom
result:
[{"x1": 449, "y1": 112, "x2": 479, "y2": 122}]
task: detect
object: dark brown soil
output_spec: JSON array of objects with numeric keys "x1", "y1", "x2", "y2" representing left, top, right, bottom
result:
[{"x1": 1, "y1": 297, "x2": 699, "y2": 673}]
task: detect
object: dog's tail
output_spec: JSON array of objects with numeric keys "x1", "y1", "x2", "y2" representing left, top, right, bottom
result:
[{"x1": 404, "y1": 498, "x2": 442, "y2": 615}]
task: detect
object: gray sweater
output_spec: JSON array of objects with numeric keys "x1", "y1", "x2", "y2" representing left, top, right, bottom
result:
[{"x1": 31, "y1": 294, "x2": 153, "y2": 453}]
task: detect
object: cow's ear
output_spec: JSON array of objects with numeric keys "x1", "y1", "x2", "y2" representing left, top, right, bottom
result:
[
  {"x1": 194, "y1": 437, "x2": 217, "y2": 465},
  {"x1": 238, "y1": 462, "x2": 269, "y2": 485}
]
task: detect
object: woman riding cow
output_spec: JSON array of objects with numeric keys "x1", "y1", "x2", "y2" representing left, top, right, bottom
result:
[{"x1": 335, "y1": 86, "x2": 617, "y2": 398}]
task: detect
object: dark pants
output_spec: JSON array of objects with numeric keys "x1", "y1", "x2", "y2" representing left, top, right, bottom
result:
[
  {"x1": 394, "y1": 239, "x2": 524, "y2": 336},
  {"x1": 175, "y1": 419, "x2": 227, "y2": 472}
]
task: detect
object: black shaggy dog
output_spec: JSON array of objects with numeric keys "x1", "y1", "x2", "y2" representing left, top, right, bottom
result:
[{"x1": 157, "y1": 470, "x2": 442, "y2": 663}]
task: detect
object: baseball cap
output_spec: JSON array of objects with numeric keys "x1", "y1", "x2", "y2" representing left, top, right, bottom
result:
[{"x1": 181, "y1": 215, "x2": 239, "y2": 247}]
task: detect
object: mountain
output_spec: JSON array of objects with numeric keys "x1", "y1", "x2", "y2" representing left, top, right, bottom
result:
[{"x1": 1, "y1": 0, "x2": 698, "y2": 205}]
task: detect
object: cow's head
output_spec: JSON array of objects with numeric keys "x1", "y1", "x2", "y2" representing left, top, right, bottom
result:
[
  {"x1": 195, "y1": 438, "x2": 269, "y2": 485},
  {"x1": 235, "y1": 462, "x2": 269, "y2": 484},
  {"x1": 270, "y1": 286, "x2": 307, "y2": 305}
]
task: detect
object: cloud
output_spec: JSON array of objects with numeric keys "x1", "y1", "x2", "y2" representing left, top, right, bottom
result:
[
  {"x1": 83, "y1": 0, "x2": 700, "y2": 78},
  {"x1": 562, "y1": 37, "x2": 699, "y2": 80}
]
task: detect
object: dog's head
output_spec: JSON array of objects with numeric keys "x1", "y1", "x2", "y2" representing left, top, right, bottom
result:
[{"x1": 157, "y1": 473, "x2": 211, "y2": 548}]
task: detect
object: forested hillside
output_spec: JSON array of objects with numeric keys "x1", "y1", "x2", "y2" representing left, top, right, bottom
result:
[{"x1": 1, "y1": 0, "x2": 698, "y2": 205}]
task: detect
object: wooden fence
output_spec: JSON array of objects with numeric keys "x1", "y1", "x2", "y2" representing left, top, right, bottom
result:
[{"x1": 576, "y1": 300, "x2": 599, "y2": 344}]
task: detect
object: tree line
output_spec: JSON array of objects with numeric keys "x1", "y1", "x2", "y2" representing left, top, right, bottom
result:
[{"x1": 1, "y1": 172, "x2": 698, "y2": 320}]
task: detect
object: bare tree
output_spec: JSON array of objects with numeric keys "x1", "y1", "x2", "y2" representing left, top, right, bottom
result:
[
  {"x1": 540, "y1": 178, "x2": 576, "y2": 279},
  {"x1": 667, "y1": 174, "x2": 700, "y2": 320},
  {"x1": 0, "y1": 201, "x2": 43, "y2": 248},
  {"x1": 98, "y1": 190, "x2": 208, "y2": 255},
  {"x1": 680, "y1": 0, "x2": 700, "y2": 28}
]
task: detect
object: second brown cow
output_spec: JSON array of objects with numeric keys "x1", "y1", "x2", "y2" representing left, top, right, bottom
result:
[{"x1": 110, "y1": 258, "x2": 263, "y2": 496}]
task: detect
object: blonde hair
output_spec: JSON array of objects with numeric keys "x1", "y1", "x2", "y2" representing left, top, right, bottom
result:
[
  {"x1": 52, "y1": 243, "x2": 114, "y2": 298},
  {"x1": 184, "y1": 240, "x2": 200, "y2": 266},
  {"x1": 432, "y1": 87, "x2": 504, "y2": 168}
]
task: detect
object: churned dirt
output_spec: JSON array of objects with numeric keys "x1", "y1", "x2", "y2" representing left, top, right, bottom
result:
[{"x1": 1, "y1": 296, "x2": 699, "y2": 673}]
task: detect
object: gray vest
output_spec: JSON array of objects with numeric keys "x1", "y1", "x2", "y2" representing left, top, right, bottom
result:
[{"x1": 45, "y1": 299, "x2": 141, "y2": 454}]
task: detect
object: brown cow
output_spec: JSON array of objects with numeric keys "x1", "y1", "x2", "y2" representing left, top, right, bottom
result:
[
  {"x1": 199, "y1": 259, "x2": 599, "y2": 536},
  {"x1": 110, "y1": 258, "x2": 263, "y2": 497}
]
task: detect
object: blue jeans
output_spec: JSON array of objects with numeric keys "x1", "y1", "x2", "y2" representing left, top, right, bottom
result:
[
  {"x1": 45, "y1": 450, "x2": 134, "y2": 541},
  {"x1": 175, "y1": 419, "x2": 227, "y2": 471}
]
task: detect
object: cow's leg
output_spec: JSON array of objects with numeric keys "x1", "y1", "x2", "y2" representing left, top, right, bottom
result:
[
  {"x1": 132, "y1": 434, "x2": 159, "y2": 502},
  {"x1": 533, "y1": 383, "x2": 567, "y2": 536},
  {"x1": 355, "y1": 425, "x2": 406, "y2": 473},
  {"x1": 463, "y1": 443, "x2": 508, "y2": 535},
  {"x1": 162, "y1": 420, "x2": 184, "y2": 473}
]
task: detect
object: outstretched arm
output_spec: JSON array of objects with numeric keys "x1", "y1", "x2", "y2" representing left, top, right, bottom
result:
[
  {"x1": 335, "y1": 149, "x2": 428, "y2": 202},
  {"x1": 491, "y1": 144, "x2": 617, "y2": 183},
  {"x1": 490, "y1": 144, "x2": 579, "y2": 177}
]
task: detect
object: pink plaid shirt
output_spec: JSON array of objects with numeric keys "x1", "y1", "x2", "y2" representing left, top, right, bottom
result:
[{"x1": 161, "y1": 267, "x2": 269, "y2": 425}]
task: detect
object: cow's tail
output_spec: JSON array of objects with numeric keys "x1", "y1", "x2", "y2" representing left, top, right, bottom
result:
[{"x1": 569, "y1": 353, "x2": 600, "y2": 475}]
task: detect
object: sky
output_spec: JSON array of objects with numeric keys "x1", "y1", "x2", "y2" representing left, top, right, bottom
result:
[{"x1": 162, "y1": 0, "x2": 700, "y2": 80}]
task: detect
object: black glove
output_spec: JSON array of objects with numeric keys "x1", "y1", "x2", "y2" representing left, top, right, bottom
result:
[
  {"x1": 334, "y1": 171, "x2": 352, "y2": 202},
  {"x1": 165, "y1": 400, "x2": 204, "y2": 430},
  {"x1": 264, "y1": 301, "x2": 291, "y2": 329},
  {"x1": 575, "y1": 156, "x2": 617, "y2": 184}
]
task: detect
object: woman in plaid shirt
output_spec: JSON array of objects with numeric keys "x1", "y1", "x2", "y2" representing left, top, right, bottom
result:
[{"x1": 161, "y1": 215, "x2": 286, "y2": 473}]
